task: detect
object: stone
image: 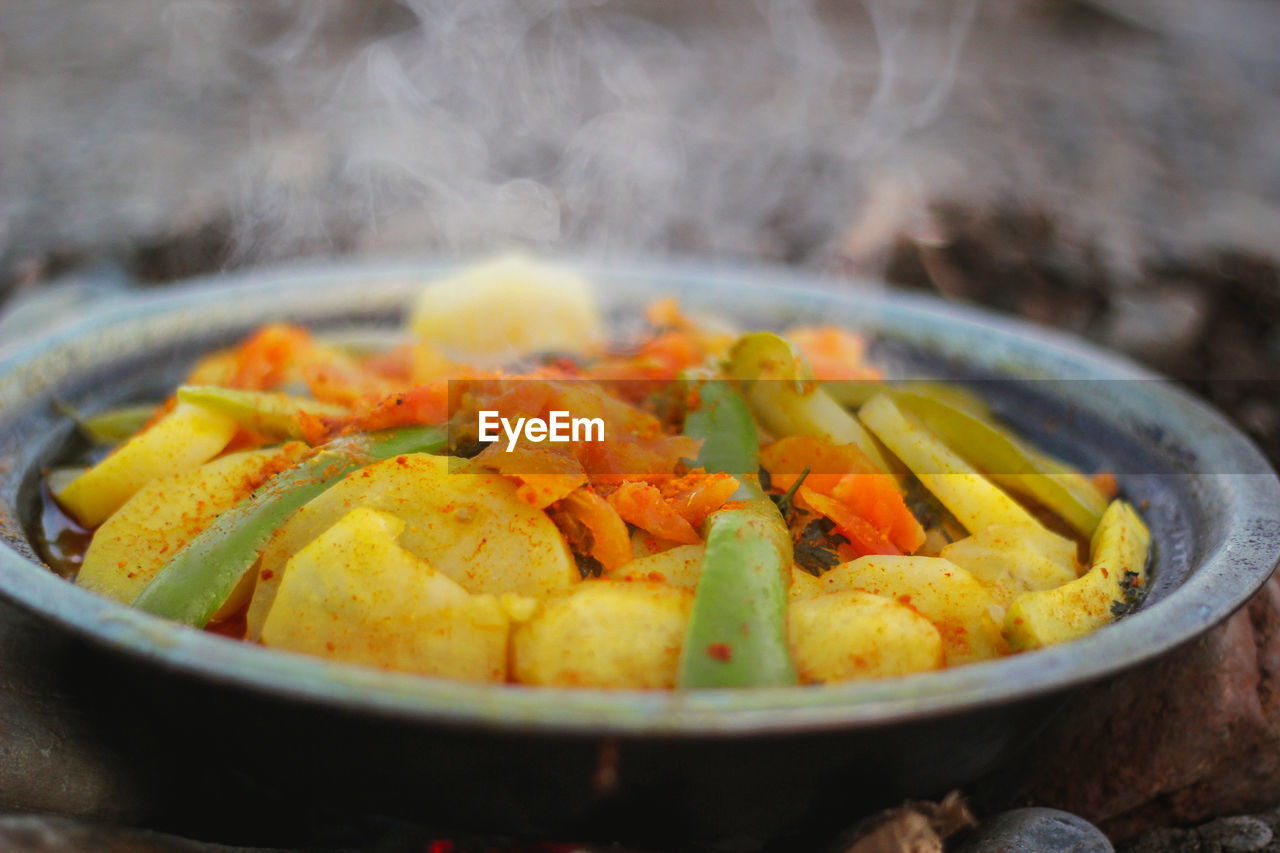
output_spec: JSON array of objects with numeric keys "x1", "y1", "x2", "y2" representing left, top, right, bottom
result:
[
  {"x1": 1009, "y1": 576, "x2": 1280, "y2": 841},
  {"x1": 1196, "y1": 816, "x2": 1273, "y2": 851},
  {"x1": 1120, "y1": 814, "x2": 1275, "y2": 852},
  {"x1": 951, "y1": 807, "x2": 1113, "y2": 853}
]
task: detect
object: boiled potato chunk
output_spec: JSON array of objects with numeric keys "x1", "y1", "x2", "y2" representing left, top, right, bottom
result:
[
  {"x1": 604, "y1": 544, "x2": 704, "y2": 588},
  {"x1": 941, "y1": 524, "x2": 1079, "y2": 609},
  {"x1": 57, "y1": 401, "x2": 238, "y2": 528},
  {"x1": 858, "y1": 394, "x2": 1042, "y2": 534},
  {"x1": 1005, "y1": 500, "x2": 1150, "y2": 651},
  {"x1": 77, "y1": 447, "x2": 289, "y2": 614},
  {"x1": 246, "y1": 453, "x2": 577, "y2": 640},
  {"x1": 261, "y1": 507, "x2": 509, "y2": 682},
  {"x1": 512, "y1": 580, "x2": 693, "y2": 688},
  {"x1": 821, "y1": 555, "x2": 1004, "y2": 664},
  {"x1": 788, "y1": 590, "x2": 944, "y2": 682},
  {"x1": 408, "y1": 255, "x2": 603, "y2": 360},
  {"x1": 789, "y1": 565, "x2": 825, "y2": 600}
]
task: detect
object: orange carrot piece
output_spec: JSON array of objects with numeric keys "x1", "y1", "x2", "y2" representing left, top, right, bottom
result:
[
  {"x1": 798, "y1": 487, "x2": 901, "y2": 558},
  {"x1": 559, "y1": 489, "x2": 633, "y2": 571},
  {"x1": 346, "y1": 382, "x2": 450, "y2": 432},
  {"x1": 227, "y1": 324, "x2": 314, "y2": 391},
  {"x1": 831, "y1": 473, "x2": 927, "y2": 553},
  {"x1": 659, "y1": 472, "x2": 741, "y2": 528},
  {"x1": 607, "y1": 481, "x2": 701, "y2": 545},
  {"x1": 472, "y1": 443, "x2": 588, "y2": 509},
  {"x1": 784, "y1": 326, "x2": 881, "y2": 382},
  {"x1": 760, "y1": 435, "x2": 882, "y2": 496}
]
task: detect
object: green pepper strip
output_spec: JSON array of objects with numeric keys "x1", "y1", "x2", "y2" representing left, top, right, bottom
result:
[
  {"x1": 682, "y1": 373, "x2": 765, "y2": 500},
  {"x1": 822, "y1": 379, "x2": 993, "y2": 421},
  {"x1": 54, "y1": 400, "x2": 158, "y2": 445},
  {"x1": 132, "y1": 425, "x2": 448, "y2": 627},
  {"x1": 889, "y1": 391, "x2": 1108, "y2": 537},
  {"x1": 677, "y1": 379, "x2": 798, "y2": 688},
  {"x1": 176, "y1": 385, "x2": 349, "y2": 441}
]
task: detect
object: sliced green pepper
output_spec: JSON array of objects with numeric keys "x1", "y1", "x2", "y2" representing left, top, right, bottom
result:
[
  {"x1": 176, "y1": 385, "x2": 348, "y2": 441},
  {"x1": 677, "y1": 500, "x2": 798, "y2": 687},
  {"x1": 54, "y1": 400, "x2": 158, "y2": 445},
  {"x1": 682, "y1": 374, "x2": 764, "y2": 500},
  {"x1": 132, "y1": 425, "x2": 448, "y2": 627},
  {"x1": 822, "y1": 380, "x2": 993, "y2": 421},
  {"x1": 679, "y1": 382, "x2": 797, "y2": 687}
]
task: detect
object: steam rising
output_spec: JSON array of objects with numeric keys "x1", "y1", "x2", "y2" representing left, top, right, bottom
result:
[
  {"x1": 3, "y1": 0, "x2": 1276, "y2": 279},
  {"x1": 1, "y1": 0, "x2": 979, "y2": 270}
]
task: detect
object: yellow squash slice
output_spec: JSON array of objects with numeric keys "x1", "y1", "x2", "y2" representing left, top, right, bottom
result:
[
  {"x1": 57, "y1": 401, "x2": 238, "y2": 528},
  {"x1": 1004, "y1": 500, "x2": 1150, "y2": 651}
]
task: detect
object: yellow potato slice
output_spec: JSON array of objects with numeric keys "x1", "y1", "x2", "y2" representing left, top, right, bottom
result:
[
  {"x1": 788, "y1": 590, "x2": 944, "y2": 682},
  {"x1": 1005, "y1": 500, "x2": 1150, "y2": 651},
  {"x1": 604, "y1": 544, "x2": 705, "y2": 588},
  {"x1": 512, "y1": 580, "x2": 693, "y2": 688},
  {"x1": 261, "y1": 507, "x2": 508, "y2": 682},
  {"x1": 941, "y1": 523, "x2": 1079, "y2": 609},
  {"x1": 821, "y1": 555, "x2": 1005, "y2": 664},
  {"x1": 408, "y1": 255, "x2": 603, "y2": 360},
  {"x1": 57, "y1": 401, "x2": 238, "y2": 528},
  {"x1": 77, "y1": 447, "x2": 289, "y2": 613},
  {"x1": 789, "y1": 565, "x2": 824, "y2": 600},
  {"x1": 246, "y1": 453, "x2": 577, "y2": 640}
]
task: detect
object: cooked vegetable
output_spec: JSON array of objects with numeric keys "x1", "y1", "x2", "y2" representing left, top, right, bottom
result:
[
  {"x1": 940, "y1": 524, "x2": 1079, "y2": 609},
  {"x1": 261, "y1": 507, "x2": 510, "y2": 682},
  {"x1": 176, "y1": 385, "x2": 348, "y2": 441},
  {"x1": 132, "y1": 425, "x2": 448, "y2": 627},
  {"x1": 1004, "y1": 500, "x2": 1150, "y2": 650},
  {"x1": 512, "y1": 580, "x2": 693, "y2": 688},
  {"x1": 408, "y1": 254, "x2": 604, "y2": 359},
  {"x1": 245, "y1": 449, "x2": 579, "y2": 640},
  {"x1": 44, "y1": 259, "x2": 1153, "y2": 688},
  {"x1": 819, "y1": 556, "x2": 1004, "y2": 664},
  {"x1": 682, "y1": 373, "x2": 762, "y2": 483},
  {"x1": 888, "y1": 391, "x2": 1107, "y2": 537},
  {"x1": 727, "y1": 332, "x2": 896, "y2": 476},
  {"x1": 822, "y1": 380, "x2": 993, "y2": 421},
  {"x1": 788, "y1": 590, "x2": 944, "y2": 682},
  {"x1": 605, "y1": 544, "x2": 705, "y2": 587},
  {"x1": 54, "y1": 400, "x2": 158, "y2": 445},
  {"x1": 858, "y1": 394, "x2": 1045, "y2": 534},
  {"x1": 79, "y1": 446, "x2": 298, "y2": 609},
  {"x1": 57, "y1": 401, "x2": 239, "y2": 528},
  {"x1": 677, "y1": 500, "x2": 798, "y2": 687},
  {"x1": 678, "y1": 382, "x2": 797, "y2": 687}
]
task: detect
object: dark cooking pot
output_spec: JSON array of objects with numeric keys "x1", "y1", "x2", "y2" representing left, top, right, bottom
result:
[{"x1": 0, "y1": 259, "x2": 1277, "y2": 848}]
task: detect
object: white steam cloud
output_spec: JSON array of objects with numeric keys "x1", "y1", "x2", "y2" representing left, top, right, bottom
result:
[
  {"x1": 1, "y1": 0, "x2": 979, "y2": 270},
  {"x1": 6, "y1": 0, "x2": 1272, "y2": 283}
]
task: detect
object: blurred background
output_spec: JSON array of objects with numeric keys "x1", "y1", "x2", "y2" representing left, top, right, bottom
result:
[{"x1": 1, "y1": 0, "x2": 1278, "y2": 461}]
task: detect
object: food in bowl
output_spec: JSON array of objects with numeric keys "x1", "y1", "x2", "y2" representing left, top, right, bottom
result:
[{"x1": 41, "y1": 257, "x2": 1150, "y2": 688}]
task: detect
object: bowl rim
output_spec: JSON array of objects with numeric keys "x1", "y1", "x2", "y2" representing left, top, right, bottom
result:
[{"x1": 1, "y1": 256, "x2": 1277, "y2": 737}]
